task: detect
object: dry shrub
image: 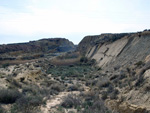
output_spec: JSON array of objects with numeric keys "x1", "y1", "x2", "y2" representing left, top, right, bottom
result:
[
  {"x1": 97, "y1": 79, "x2": 111, "y2": 88},
  {"x1": 50, "y1": 83, "x2": 65, "y2": 92},
  {"x1": 0, "y1": 59, "x2": 36, "y2": 66},
  {"x1": 142, "y1": 30, "x2": 150, "y2": 36},
  {"x1": 0, "y1": 89, "x2": 22, "y2": 104},
  {"x1": 9, "y1": 51, "x2": 24, "y2": 56},
  {"x1": 82, "y1": 100, "x2": 110, "y2": 113},
  {"x1": 61, "y1": 94, "x2": 81, "y2": 108},
  {"x1": 143, "y1": 84, "x2": 150, "y2": 92},
  {"x1": 11, "y1": 95, "x2": 43, "y2": 113},
  {"x1": 136, "y1": 61, "x2": 150, "y2": 86},
  {"x1": 110, "y1": 75, "x2": 118, "y2": 81}
]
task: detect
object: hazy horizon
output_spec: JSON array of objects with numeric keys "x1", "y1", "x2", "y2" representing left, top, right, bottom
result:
[{"x1": 0, "y1": 0, "x2": 150, "y2": 45}]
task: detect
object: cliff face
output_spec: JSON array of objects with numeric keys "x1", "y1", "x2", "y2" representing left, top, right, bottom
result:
[
  {"x1": 78, "y1": 30, "x2": 150, "y2": 68},
  {"x1": 78, "y1": 33, "x2": 129, "y2": 55},
  {"x1": 0, "y1": 38, "x2": 76, "y2": 54}
]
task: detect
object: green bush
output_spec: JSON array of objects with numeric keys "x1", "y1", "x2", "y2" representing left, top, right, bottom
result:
[{"x1": 0, "y1": 89, "x2": 22, "y2": 104}]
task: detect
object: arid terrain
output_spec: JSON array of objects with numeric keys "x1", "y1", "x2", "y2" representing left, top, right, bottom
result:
[{"x1": 1, "y1": 30, "x2": 150, "y2": 113}]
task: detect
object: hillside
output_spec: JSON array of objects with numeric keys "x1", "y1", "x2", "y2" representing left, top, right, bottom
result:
[
  {"x1": 78, "y1": 30, "x2": 150, "y2": 68},
  {"x1": 0, "y1": 38, "x2": 76, "y2": 66},
  {"x1": 78, "y1": 29, "x2": 150, "y2": 112}
]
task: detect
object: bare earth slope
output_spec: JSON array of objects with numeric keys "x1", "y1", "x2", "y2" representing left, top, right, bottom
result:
[{"x1": 78, "y1": 30, "x2": 150, "y2": 69}]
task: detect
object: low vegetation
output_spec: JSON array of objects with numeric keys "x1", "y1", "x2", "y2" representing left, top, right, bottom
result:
[
  {"x1": 11, "y1": 95, "x2": 44, "y2": 113},
  {"x1": 60, "y1": 91, "x2": 115, "y2": 113},
  {"x1": 1, "y1": 51, "x2": 144, "y2": 113}
]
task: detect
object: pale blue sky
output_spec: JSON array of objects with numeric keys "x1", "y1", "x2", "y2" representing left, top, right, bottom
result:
[{"x1": 0, "y1": 0, "x2": 150, "y2": 44}]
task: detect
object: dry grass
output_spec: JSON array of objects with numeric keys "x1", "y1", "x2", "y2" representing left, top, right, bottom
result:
[
  {"x1": 8, "y1": 51, "x2": 24, "y2": 56},
  {"x1": 49, "y1": 52, "x2": 82, "y2": 66},
  {"x1": 50, "y1": 57, "x2": 81, "y2": 66},
  {"x1": 0, "y1": 59, "x2": 39, "y2": 66}
]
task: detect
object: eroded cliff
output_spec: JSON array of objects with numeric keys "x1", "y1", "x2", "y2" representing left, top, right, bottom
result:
[{"x1": 78, "y1": 30, "x2": 150, "y2": 69}]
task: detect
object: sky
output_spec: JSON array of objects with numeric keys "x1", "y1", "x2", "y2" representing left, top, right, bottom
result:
[{"x1": 0, "y1": 0, "x2": 150, "y2": 44}]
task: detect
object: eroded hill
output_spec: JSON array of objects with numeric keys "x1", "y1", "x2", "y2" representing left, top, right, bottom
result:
[
  {"x1": 78, "y1": 29, "x2": 150, "y2": 113},
  {"x1": 0, "y1": 38, "x2": 76, "y2": 66}
]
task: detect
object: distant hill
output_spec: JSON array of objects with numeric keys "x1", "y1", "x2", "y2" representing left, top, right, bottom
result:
[{"x1": 0, "y1": 38, "x2": 76, "y2": 54}]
